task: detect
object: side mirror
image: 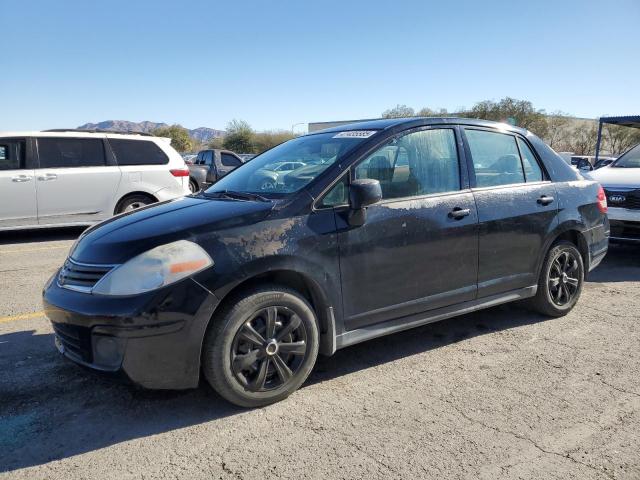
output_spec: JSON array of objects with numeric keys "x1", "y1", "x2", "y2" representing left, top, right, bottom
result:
[{"x1": 348, "y1": 179, "x2": 382, "y2": 227}]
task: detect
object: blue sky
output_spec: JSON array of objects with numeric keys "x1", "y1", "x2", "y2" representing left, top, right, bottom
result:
[{"x1": 1, "y1": 0, "x2": 639, "y2": 132}]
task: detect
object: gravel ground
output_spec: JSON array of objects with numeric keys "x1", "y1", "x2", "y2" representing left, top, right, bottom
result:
[{"x1": 0, "y1": 228, "x2": 639, "y2": 479}]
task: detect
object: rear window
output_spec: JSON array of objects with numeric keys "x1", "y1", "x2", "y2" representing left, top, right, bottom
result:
[
  {"x1": 37, "y1": 137, "x2": 106, "y2": 168},
  {"x1": 109, "y1": 139, "x2": 169, "y2": 166},
  {"x1": 221, "y1": 153, "x2": 242, "y2": 167}
]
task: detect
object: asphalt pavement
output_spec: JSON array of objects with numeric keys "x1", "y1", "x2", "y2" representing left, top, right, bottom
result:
[{"x1": 1, "y1": 228, "x2": 639, "y2": 479}]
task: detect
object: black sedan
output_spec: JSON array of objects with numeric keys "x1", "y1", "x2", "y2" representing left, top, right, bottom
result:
[{"x1": 44, "y1": 117, "x2": 609, "y2": 407}]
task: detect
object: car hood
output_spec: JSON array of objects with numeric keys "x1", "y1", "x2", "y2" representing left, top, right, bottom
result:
[
  {"x1": 71, "y1": 196, "x2": 275, "y2": 264},
  {"x1": 587, "y1": 166, "x2": 640, "y2": 188}
]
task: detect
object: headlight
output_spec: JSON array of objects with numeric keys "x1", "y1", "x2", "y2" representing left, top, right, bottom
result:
[{"x1": 92, "y1": 240, "x2": 213, "y2": 296}]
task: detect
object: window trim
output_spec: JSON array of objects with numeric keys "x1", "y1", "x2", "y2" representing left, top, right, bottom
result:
[{"x1": 461, "y1": 127, "x2": 549, "y2": 190}]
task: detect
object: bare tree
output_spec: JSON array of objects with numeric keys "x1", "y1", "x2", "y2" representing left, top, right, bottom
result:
[
  {"x1": 544, "y1": 112, "x2": 571, "y2": 150},
  {"x1": 567, "y1": 123, "x2": 599, "y2": 155}
]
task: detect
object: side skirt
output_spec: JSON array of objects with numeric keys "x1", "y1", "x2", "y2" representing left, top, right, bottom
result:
[{"x1": 335, "y1": 285, "x2": 537, "y2": 350}]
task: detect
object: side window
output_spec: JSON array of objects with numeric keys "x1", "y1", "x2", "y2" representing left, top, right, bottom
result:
[
  {"x1": 318, "y1": 175, "x2": 349, "y2": 208},
  {"x1": 37, "y1": 138, "x2": 105, "y2": 168},
  {"x1": 465, "y1": 129, "x2": 525, "y2": 187},
  {"x1": 203, "y1": 151, "x2": 214, "y2": 166},
  {"x1": 0, "y1": 139, "x2": 26, "y2": 170},
  {"x1": 354, "y1": 129, "x2": 460, "y2": 200},
  {"x1": 221, "y1": 153, "x2": 242, "y2": 167},
  {"x1": 108, "y1": 139, "x2": 169, "y2": 166},
  {"x1": 517, "y1": 138, "x2": 543, "y2": 182},
  {"x1": 195, "y1": 152, "x2": 204, "y2": 164}
]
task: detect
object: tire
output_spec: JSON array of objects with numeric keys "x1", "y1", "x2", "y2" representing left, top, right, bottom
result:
[
  {"x1": 525, "y1": 241, "x2": 584, "y2": 317},
  {"x1": 115, "y1": 194, "x2": 154, "y2": 214},
  {"x1": 202, "y1": 285, "x2": 319, "y2": 408},
  {"x1": 189, "y1": 179, "x2": 199, "y2": 193}
]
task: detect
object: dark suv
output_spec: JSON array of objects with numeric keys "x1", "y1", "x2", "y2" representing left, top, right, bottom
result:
[{"x1": 43, "y1": 118, "x2": 609, "y2": 407}]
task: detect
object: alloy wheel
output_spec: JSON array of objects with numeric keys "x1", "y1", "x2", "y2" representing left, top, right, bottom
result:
[
  {"x1": 548, "y1": 250, "x2": 580, "y2": 306},
  {"x1": 123, "y1": 201, "x2": 147, "y2": 212},
  {"x1": 230, "y1": 306, "x2": 307, "y2": 392}
]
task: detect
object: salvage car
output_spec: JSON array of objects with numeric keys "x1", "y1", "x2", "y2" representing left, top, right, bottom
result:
[
  {"x1": 589, "y1": 142, "x2": 640, "y2": 242},
  {"x1": 0, "y1": 130, "x2": 190, "y2": 230},
  {"x1": 43, "y1": 118, "x2": 609, "y2": 407},
  {"x1": 188, "y1": 149, "x2": 243, "y2": 192}
]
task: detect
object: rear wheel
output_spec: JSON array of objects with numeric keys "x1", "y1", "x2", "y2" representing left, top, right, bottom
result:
[
  {"x1": 526, "y1": 241, "x2": 584, "y2": 317},
  {"x1": 202, "y1": 286, "x2": 319, "y2": 408},
  {"x1": 189, "y1": 179, "x2": 199, "y2": 193},
  {"x1": 115, "y1": 194, "x2": 154, "y2": 214}
]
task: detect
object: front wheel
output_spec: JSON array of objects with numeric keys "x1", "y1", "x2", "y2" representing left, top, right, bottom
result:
[
  {"x1": 525, "y1": 241, "x2": 584, "y2": 317},
  {"x1": 202, "y1": 286, "x2": 319, "y2": 408}
]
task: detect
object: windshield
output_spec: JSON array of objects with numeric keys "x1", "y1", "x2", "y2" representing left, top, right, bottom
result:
[
  {"x1": 612, "y1": 143, "x2": 640, "y2": 168},
  {"x1": 205, "y1": 131, "x2": 376, "y2": 196}
]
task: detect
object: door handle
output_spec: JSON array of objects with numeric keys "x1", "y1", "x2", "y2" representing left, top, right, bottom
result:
[
  {"x1": 11, "y1": 175, "x2": 33, "y2": 182},
  {"x1": 37, "y1": 173, "x2": 58, "y2": 181},
  {"x1": 537, "y1": 195, "x2": 554, "y2": 206},
  {"x1": 448, "y1": 207, "x2": 471, "y2": 220}
]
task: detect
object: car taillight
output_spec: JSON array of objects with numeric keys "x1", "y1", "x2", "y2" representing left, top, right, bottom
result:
[
  {"x1": 170, "y1": 168, "x2": 190, "y2": 177},
  {"x1": 597, "y1": 185, "x2": 607, "y2": 213}
]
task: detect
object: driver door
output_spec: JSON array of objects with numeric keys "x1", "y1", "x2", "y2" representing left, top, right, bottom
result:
[{"x1": 334, "y1": 127, "x2": 479, "y2": 330}]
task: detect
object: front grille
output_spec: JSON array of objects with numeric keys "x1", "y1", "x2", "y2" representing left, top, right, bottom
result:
[
  {"x1": 58, "y1": 259, "x2": 114, "y2": 291},
  {"x1": 604, "y1": 188, "x2": 640, "y2": 210},
  {"x1": 52, "y1": 322, "x2": 93, "y2": 362}
]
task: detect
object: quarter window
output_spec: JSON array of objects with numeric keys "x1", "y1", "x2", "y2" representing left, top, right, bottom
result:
[
  {"x1": 355, "y1": 128, "x2": 460, "y2": 199},
  {"x1": 319, "y1": 175, "x2": 349, "y2": 208},
  {"x1": 108, "y1": 139, "x2": 169, "y2": 166},
  {"x1": 0, "y1": 139, "x2": 25, "y2": 170},
  {"x1": 517, "y1": 138, "x2": 543, "y2": 182},
  {"x1": 37, "y1": 138, "x2": 106, "y2": 168},
  {"x1": 465, "y1": 130, "x2": 525, "y2": 187}
]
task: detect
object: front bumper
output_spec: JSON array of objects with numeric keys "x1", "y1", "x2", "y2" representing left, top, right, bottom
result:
[
  {"x1": 43, "y1": 276, "x2": 219, "y2": 389},
  {"x1": 607, "y1": 207, "x2": 640, "y2": 242}
]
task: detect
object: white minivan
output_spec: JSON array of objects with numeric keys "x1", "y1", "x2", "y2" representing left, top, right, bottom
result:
[{"x1": 0, "y1": 130, "x2": 191, "y2": 230}]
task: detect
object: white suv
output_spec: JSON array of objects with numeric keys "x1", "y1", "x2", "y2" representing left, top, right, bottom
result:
[{"x1": 0, "y1": 130, "x2": 191, "y2": 230}]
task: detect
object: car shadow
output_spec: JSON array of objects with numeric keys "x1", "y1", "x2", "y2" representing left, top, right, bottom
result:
[
  {"x1": 586, "y1": 243, "x2": 640, "y2": 283},
  {"x1": 0, "y1": 227, "x2": 85, "y2": 246},
  {"x1": 0, "y1": 302, "x2": 549, "y2": 473}
]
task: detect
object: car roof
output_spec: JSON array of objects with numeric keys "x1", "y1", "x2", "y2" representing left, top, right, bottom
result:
[
  {"x1": 310, "y1": 117, "x2": 529, "y2": 136},
  {"x1": 0, "y1": 131, "x2": 164, "y2": 141}
]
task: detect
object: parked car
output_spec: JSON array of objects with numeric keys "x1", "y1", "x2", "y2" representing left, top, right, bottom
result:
[
  {"x1": 588, "y1": 143, "x2": 640, "y2": 242},
  {"x1": 44, "y1": 117, "x2": 609, "y2": 407},
  {"x1": 188, "y1": 149, "x2": 243, "y2": 192},
  {"x1": 252, "y1": 160, "x2": 307, "y2": 190},
  {"x1": 594, "y1": 157, "x2": 616, "y2": 169},
  {"x1": 0, "y1": 130, "x2": 190, "y2": 230}
]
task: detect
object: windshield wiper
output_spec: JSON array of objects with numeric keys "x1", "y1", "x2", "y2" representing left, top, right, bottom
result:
[{"x1": 205, "y1": 190, "x2": 270, "y2": 202}]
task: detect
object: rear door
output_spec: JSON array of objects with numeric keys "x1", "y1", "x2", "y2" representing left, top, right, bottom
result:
[
  {"x1": 35, "y1": 136, "x2": 121, "y2": 225},
  {"x1": 333, "y1": 126, "x2": 479, "y2": 330},
  {"x1": 0, "y1": 137, "x2": 37, "y2": 228},
  {"x1": 462, "y1": 128, "x2": 558, "y2": 297}
]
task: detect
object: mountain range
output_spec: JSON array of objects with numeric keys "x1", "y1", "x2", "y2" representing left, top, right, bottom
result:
[{"x1": 77, "y1": 120, "x2": 225, "y2": 143}]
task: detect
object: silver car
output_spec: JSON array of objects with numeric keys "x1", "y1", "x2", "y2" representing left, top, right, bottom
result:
[{"x1": 0, "y1": 130, "x2": 190, "y2": 230}]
